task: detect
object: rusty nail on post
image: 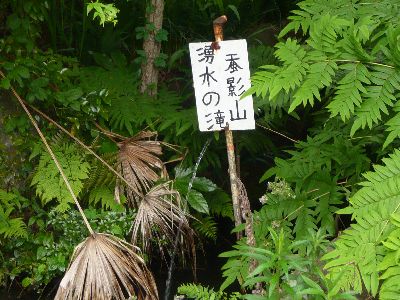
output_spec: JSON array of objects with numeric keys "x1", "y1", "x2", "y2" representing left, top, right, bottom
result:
[{"x1": 212, "y1": 15, "x2": 243, "y2": 240}]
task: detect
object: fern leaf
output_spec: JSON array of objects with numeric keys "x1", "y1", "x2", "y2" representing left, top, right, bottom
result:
[
  {"x1": 323, "y1": 214, "x2": 384, "y2": 295},
  {"x1": 308, "y1": 172, "x2": 342, "y2": 236},
  {"x1": 31, "y1": 143, "x2": 90, "y2": 210},
  {"x1": 0, "y1": 207, "x2": 27, "y2": 239},
  {"x1": 382, "y1": 26, "x2": 400, "y2": 67},
  {"x1": 327, "y1": 63, "x2": 371, "y2": 121},
  {"x1": 290, "y1": 57, "x2": 337, "y2": 112},
  {"x1": 109, "y1": 96, "x2": 141, "y2": 135},
  {"x1": 351, "y1": 66, "x2": 400, "y2": 135},
  {"x1": 83, "y1": 152, "x2": 117, "y2": 191},
  {"x1": 207, "y1": 189, "x2": 233, "y2": 220},
  {"x1": 384, "y1": 99, "x2": 400, "y2": 148},
  {"x1": 307, "y1": 14, "x2": 348, "y2": 53},
  {"x1": 89, "y1": 186, "x2": 121, "y2": 210},
  {"x1": 293, "y1": 200, "x2": 317, "y2": 240},
  {"x1": 177, "y1": 283, "x2": 231, "y2": 299},
  {"x1": 192, "y1": 216, "x2": 217, "y2": 241},
  {"x1": 349, "y1": 149, "x2": 400, "y2": 219},
  {"x1": 0, "y1": 190, "x2": 28, "y2": 238},
  {"x1": 340, "y1": 31, "x2": 375, "y2": 61},
  {"x1": 250, "y1": 39, "x2": 308, "y2": 102},
  {"x1": 379, "y1": 214, "x2": 400, "y2": 299},
  {"x1": 324, "y1": 149, "x2": 400, "y2": 296}
]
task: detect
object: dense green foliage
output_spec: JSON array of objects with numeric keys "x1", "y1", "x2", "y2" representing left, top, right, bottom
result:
[
  {"x1": 2, "y1": 0, "x2": 400, "y2": 299},
  {"x1": 179, "y1": 0, "x2": 400, "y2": 299}
]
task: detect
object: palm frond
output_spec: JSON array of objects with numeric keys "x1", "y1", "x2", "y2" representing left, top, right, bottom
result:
[
  {"x1": 55, "y1": 233, "x2": 159, "y2": 300},
  {"x1": 131, "y1": 182, "x2": 195, "y2": 260},
  {"x1": 116, "y1": 131, "x2": 165, "y2": 207}
]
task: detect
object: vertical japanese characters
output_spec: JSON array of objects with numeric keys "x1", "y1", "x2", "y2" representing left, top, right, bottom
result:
[{"x1": 189, "y1": 40, "x2": 255, "y2": 132}]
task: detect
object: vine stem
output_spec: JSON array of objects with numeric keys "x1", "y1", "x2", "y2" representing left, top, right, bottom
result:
[{"x1": 1, "y1": 70, "x2": 94, "y2": 235}]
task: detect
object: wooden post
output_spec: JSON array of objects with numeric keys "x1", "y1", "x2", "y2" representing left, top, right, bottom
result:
[{"x1": 213, "y1": 16, "x2": 243, "y2": 239}]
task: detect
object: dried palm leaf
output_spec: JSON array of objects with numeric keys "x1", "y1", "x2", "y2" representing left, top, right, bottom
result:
[
  {"x1": 131, "y1": 182, "x2": 195, "y2": 261},
  {"x1": 55, "y1": 233, "x2": 159, "y2": 300},
  {"x1": 116, "y1": 131, "x2": 165, "y2": 207}
]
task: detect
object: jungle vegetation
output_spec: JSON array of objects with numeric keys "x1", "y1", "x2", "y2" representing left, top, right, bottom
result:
[{"x1": 1, "y1": 0, "x2": 400, "y2": 299}]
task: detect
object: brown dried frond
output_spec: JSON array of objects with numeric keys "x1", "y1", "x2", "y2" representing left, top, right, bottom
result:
[
  {"x1": 131, "y1": 182, "x2": 195, "y2": 261},
  {"x1": 116, "y1": 131, "x2": 165, "y2": 207},
  {"x1": 55, "y1": 233, "x2": 159, "y2": 300}
]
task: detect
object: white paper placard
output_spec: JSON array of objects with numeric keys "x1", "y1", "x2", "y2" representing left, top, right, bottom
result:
[{"x1": 189, "y1": 39, "x2": 255, "y2": 132}]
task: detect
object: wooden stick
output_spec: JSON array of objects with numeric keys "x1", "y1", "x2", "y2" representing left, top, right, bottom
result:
[{"x1": 213, "y1": 15, "x2": 243, "y2": 239}]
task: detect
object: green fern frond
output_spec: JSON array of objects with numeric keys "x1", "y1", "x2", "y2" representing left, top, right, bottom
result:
[
  {"x1": 382, "y1": 26, "x2": 400, "y2": 67},
  {"x1": 351, "y1": 67, "x2": 400, "y2": 136},
  {"x1": 346, "y1": 149, "x2": 400, "y2": 219},
  {"x1": 324, "y1": 149, "x2": 400, "y2": 296},
  {"x1": 178, "y1": 283, "x2": 215, "y2": 299},
  {"x1": 83, "y1": 153, "x2": 116, "y2": 192},
  {"x1": 340, "y1": 31, "x2": 375, "y2": 61},
  {"x1": 327, "y1": 63, "x2": 371, "y2": 121},
  {"x1": 0, "y1": 190, "x2": 28, "y2": 238},
  {"x1": 31, "y1": 143, "x2": 90, "y2": 211},
  {"x1": 323, "y1": 215, "x2": 384, "y2": 295},
  {"x1": 89, "y1": 186, "x2": 122, "y2": 210},
  {"x1": 249, "y1": 39, "x2": 308, "y2": 102},
  {"x1": 271, "y1": 39, "x2": 308, "y2": 99},
  {"x1": 280, "y1": 0, "x2": 400, "y2": 40},
  {"x1": 206, "y1": 189, "x2": 233, "y2": 220},
  {"x1": 307, "y1": 14, "x2": 348, "y2": 53},
  {"x1": 384, "y1": 99, "x2": 400, "y2": 148},
  {"x1": 192, "y1": 216, "x2": 217, "y2": 241},
  {"x1": 378, "y1": 214, "x2": 400, "y2": 299},
  {"x1": 177, "y1": 283, "x2": 240, "y2": 300},
  {"x1": 109, "y1": 96, "x2": 141, "y2": 135},
  {"x1": 290, "y1": 58, "x2": 337, "y2": 112},
  {"x1": 0, "y1": 215, "x2": 27, "y2": 239}
]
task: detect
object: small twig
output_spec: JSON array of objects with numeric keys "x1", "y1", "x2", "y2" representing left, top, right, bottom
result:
[
  {"x1": 349, "y1": 135, "x2": 374, "y2": 140},
  {"x1": 325, "y1": 59, "x2": 395, "y2": 69},
  {"x1": 160, "y1": 141, "x2": 187, "y2": 155},
  {"x1": 256, "y1": 122, "x2": 299, "y2": 143},
  {"x1": 94, "y1": 122, "x2": 126, "y2": 140},
  {"x1": 283, "y1": 204, "x2": 304, "y2": 221}
]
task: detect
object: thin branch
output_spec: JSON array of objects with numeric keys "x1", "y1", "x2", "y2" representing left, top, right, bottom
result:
[
  {"x1": 94, "y1": 122, "x2": 126, "y2": 140},
  {"x1": 256, "y1": 122, "x2": 299, "y2": 143},
  {"x1": 326, "y1": 59, "x2": 395, "y2": 69},
  {"x1": 349, "y1": 135, "x2": 374, "y2": 140},
  {"x1": 283, "y1": 204, "x2": 304, "y2": 221}
]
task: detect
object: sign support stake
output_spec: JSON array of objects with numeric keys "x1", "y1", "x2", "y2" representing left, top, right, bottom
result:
[{"x1": 213, "y1": 16, "x2": 243, "y2": 239}]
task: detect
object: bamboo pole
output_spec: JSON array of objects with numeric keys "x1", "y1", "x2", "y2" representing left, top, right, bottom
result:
[{"x1": 213, "y1": 16, "x2": 243, "y2": 239}]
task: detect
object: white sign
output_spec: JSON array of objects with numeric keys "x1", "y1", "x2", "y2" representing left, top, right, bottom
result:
[{"x1": 189, "y1": 39, "x2": 255, "y2": 132}]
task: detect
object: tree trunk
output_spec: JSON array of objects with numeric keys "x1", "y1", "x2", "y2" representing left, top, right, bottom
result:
[{"x1": 140, "y1": 0, "x2": 164, "y2": 96}]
